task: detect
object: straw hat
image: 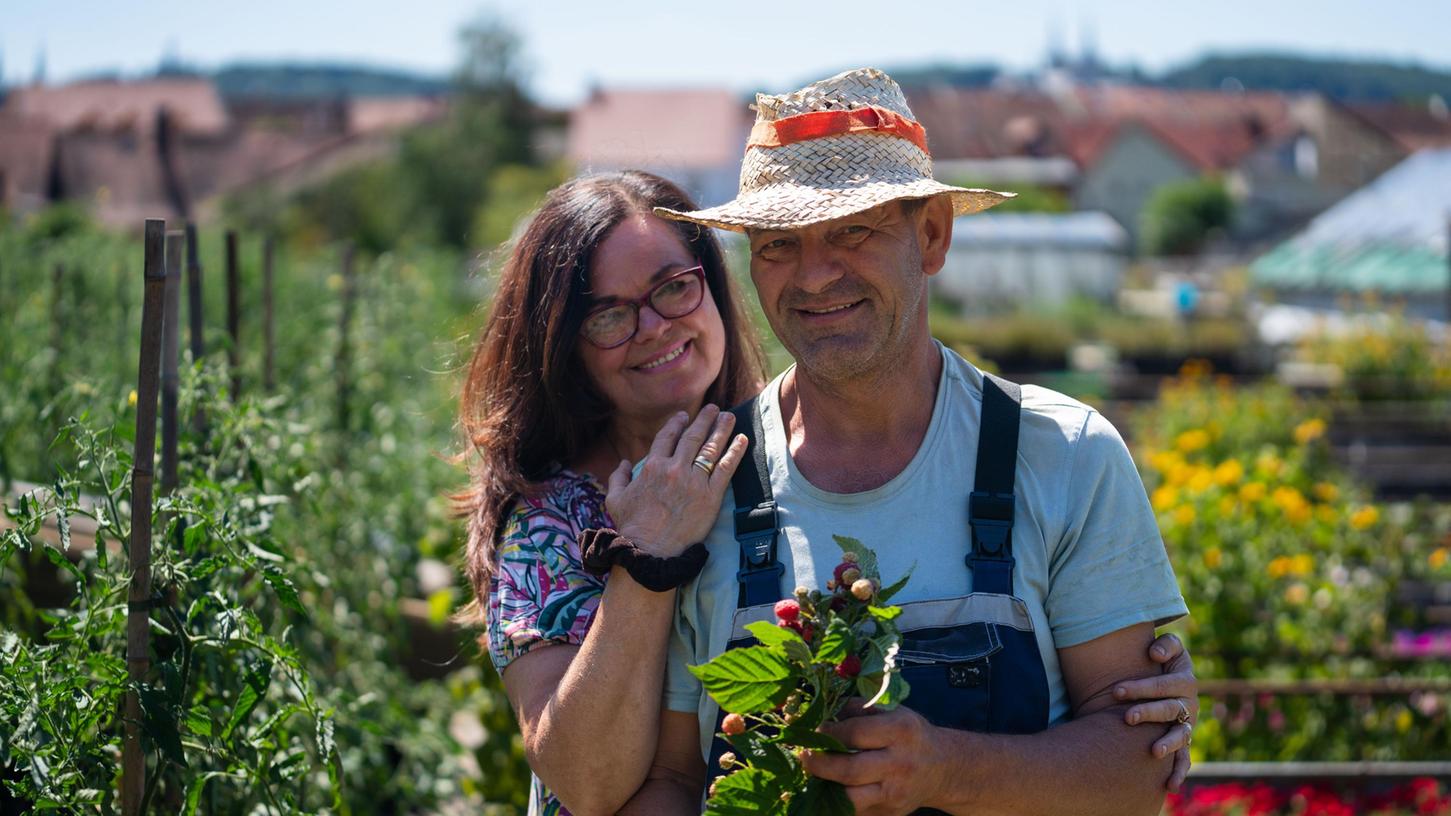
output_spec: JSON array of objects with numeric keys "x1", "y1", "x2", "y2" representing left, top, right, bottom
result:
[{"x1": 655, "y1": 67, "x2": 1014, "y2": 232}]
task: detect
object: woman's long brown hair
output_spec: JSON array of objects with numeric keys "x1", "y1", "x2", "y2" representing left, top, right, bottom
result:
[{"x1": 455, "y1": 171, "x2": 764, "y2": 626}]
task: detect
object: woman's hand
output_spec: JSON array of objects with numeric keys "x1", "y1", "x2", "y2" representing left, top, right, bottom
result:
[
  {"x1": 606, "y1": 405, "x2": 749, "y2": 557},
  {"x1": 1113, "y1": 632, "x2": 1198, "y2": 791}
]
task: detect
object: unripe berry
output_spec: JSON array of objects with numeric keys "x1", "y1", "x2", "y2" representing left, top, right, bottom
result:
[
  {"x1": 774, "y1": 599, "x2": 800, "y2": 622},
  {"x1": 709, "y1": 781, "x2": 719, "y2": 798},
  {"x1": 719, "y1": 751, "x2": 737, "y2": 770},
  {"x1": 795, "y1": 586, "x2": 811, "y2": 602},
  {"x1": 835, "y1": 654, "x2": 863, "y2": 678},
  {"x1": 833, "y1": 562, "x2": 855, "y2": 584},
  {"x1": 842, "y1": 551, "x2": 859, "y2": 564},
  {"x1": 826, "y1": 579, "x2": 836, "y2": 591},
  {"x1": 840, "y1": 567, "x2": 862, "y2": 585},
  {"x1": 851, "y1": 578, "x2": 875, "y2": 601},
  {"x1": 722, "y1": 713, "x2": 746, "y2": 736}
]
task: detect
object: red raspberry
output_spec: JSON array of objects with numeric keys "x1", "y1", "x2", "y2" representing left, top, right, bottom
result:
[
  {"x1": 774, "y1": 599, "x2": 800, "y2": 622},
  {"x1": 780, "y1": 619, "x2": 814, "y2": 642},
  {"x1": 722, "y1": 713, "x2": 746, "y2": 736},
  {"x1": 835, "y1": 654, "x2": 862, "y2": 678}
]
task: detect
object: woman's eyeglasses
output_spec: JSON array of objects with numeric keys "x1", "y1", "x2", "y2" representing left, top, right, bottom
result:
[{"x1": 580, "y1": 265, "x2": 707, "y2": 349}]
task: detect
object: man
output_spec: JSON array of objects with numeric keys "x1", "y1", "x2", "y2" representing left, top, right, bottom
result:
[{"x1": 626, "y1": 68, "x2": 1194, "y2": 815}]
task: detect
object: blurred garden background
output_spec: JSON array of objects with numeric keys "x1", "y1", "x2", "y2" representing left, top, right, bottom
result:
[{"x1": 2, "y1": 3, "x2": 1450, "y2": 813}]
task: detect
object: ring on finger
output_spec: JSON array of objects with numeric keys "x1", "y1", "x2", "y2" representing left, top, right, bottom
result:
[
  {"x1": 692, "y1": 455, "x2": 715, "y2": 476},
  {"x1": 1175, "y1": 699, "x2": 1192, "y2": 725}
]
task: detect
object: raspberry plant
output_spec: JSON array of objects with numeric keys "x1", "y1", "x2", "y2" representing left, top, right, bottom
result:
[{"x1": 691, "y1": 536, "x2": 912, "y2": 815}]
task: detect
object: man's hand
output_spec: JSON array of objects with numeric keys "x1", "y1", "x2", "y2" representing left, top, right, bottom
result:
[
  {"x1": 1112, "y1": 632, "x2": 1198, "y2": 791},
  {"x1": 800, "y1": 702, "x2": 948, "y2": 816}
]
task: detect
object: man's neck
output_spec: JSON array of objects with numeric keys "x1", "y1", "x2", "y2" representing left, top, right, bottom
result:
[{"x1": 781, "y1": 338, "x2": 942, "y2": 493}]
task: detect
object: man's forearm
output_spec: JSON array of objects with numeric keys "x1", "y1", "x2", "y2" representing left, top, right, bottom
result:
[{"x1": 929, "y1": 707, "x2": 1170, "y2": 816}]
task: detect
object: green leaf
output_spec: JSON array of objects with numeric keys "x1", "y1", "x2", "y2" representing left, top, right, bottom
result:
[
  {"x1": 776, "y1": 727, "x2": 850, "y2": 753},
  {"x1": 260, "y1": 565, "x2": 307, "y2": 616},
  {"x1": 745, "y1": 620, "x2": 799, "y2": 648},
  {"x1": 185, "y1": 705, "x2": 213, "y2": 738},
  {"x1": 182, "y1": 522, "x2": 208, "y2": 556},
  {"x1": 866, "y1": 671, "x2": 910, "y2": 710},
  {"x1": 221, "y1": 660, "x2": 272, "y2": 742},
  {"x1": 689, "y1": 646, "x2": 796, "y2": 714},
  {"x1": 867, "y1": 605, "x2": 902, "y2": 622},
  {"x1": 814, "y1": 618, "x2": 853, "y2": 665},
  {"x1": 876, "y1": 563, "x2": 915, "y2": 604},
  {"x1": 137, "y1": 684, "x2": 187, "y2": 767},
  {"x1": 788, "y1": 776, "x2": 855, "y2": 816},
  {"x1": 831, "y1": 535, "x2": 879, "y2": 581},
  {"x1": 705, "y1": 767, "x2": 789, "y2": 816},
  {"x1": 727, "y1": 729, "x2": 796, "y2": 779},
  {"x1": 183, "y1": 771, "x2": 232, "y2": 816},
  {"x1": 745, "y1": 621, "x2": 813, "y2": 665}
]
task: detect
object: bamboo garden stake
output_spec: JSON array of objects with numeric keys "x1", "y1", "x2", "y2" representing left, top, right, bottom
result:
[{"x1": 122, "y1": 219, "x2": 166, "y2": 816}]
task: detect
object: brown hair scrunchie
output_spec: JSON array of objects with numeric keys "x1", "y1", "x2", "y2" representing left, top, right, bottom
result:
[{"x1": 579, "y1": 528, "x2": 709, "y2": 592}]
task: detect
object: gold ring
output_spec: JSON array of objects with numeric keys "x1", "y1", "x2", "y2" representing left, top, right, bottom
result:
[
  {"x1": 1175, "y1": 699, "x2": 1192, "y2": 725},
  {"x1": 692, "y1": 455, "x2": 715, "y2": 475}
]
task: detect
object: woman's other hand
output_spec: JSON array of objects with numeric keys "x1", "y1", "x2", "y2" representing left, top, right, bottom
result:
[
  {"x1": 1112, "y1": 632, "x2": 1198, "y2": 792},
  {"x1": 606, "y1": 404, "x2": 749, "y2": 556}
]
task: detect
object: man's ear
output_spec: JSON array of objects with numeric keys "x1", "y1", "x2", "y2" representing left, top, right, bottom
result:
[{"x1": 916, "y1": 194, "x2": 954, "y2": 277}]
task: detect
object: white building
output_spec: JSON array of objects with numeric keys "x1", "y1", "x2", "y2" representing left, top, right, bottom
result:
[{"x1": 935, "y1": 211, "x2": 1128, "y2": 311}]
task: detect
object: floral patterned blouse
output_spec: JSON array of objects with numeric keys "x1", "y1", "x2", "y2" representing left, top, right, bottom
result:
[{"x1": 485, "y1": 467, "x2": 611, "y2": 816}]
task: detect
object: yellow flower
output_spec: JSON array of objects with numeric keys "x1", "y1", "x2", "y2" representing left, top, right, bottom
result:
[
  {"x1": 1213, "y1": 459, "x2": 1244, "y2": 487},
  {"x1": 1431, "y1": 548, "x2": 1449, "y2": 570},
  {"x1": 128, "y1": 389, "x2": 138, "y2": 407},
  {"x1": 1239, "y1": 482, "x2": 1267, "y2": 503},
  {"x1": 1268, "y1": 556, "x2": 1290, "y2": 579},
  {"x1": 1175, "y1": 429, "x2": 1211, "y2": 454},
  {"x1": 1187, "y1": 468, "x2": 1215, "y2": 496},
  {"x1": 1395, "y1": 709, "x2": 1413, "y2": 733},
  {"x1": 1293, "y1": 418, "x2": 1327, "y2": 445},
  {"x1": 1284, "y1": 583, "x2": 1309, "y2": 605},
  {"x1": 1218, "y1": 496, "x2": 1236, "y2": 517},
  {"x1": 1349, "y1": 506, "x2": 1380, "y2": 531},
  {"x1": 1255, "y1": 452, "x2": 1283, "y2": 479},
  {"x1": 1203, "y1": 547, "x2": 1223, "y2": 569},
  {"x1": 1150, "y1": 450, "x2": 1183, "y2": 475},
  {"x1": 1151, "y1": 485, "x2": 1179, "y2": 513},
  {"x1": 1173, "y1": 505, "x2": 1196, "y2": 526},
  {"x1": 1312, "y1": 482, "x2": 1340, "y2": 502},
  {"x1": 1272, "y1": 486, "x2": 1311, "y2": 524},
  {"x1": 1291, "y1": 553, "x2": 1314, "y2": 576}
]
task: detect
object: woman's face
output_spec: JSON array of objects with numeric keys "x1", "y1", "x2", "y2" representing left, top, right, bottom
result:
[{"x1": 577, "y1": 213, "x2": 726, "y2": 428}]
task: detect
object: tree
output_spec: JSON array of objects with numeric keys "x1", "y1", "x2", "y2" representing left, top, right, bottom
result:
[{"x1": 1140, "y1": 177, "x2": 1233, "y2": 256}]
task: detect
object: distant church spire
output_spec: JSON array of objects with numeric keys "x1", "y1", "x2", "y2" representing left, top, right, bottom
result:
[{"x1": 33, "y1": 43, "x2": 46, "y2": 86}]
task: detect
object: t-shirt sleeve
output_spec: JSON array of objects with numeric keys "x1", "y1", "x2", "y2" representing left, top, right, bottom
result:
[
  {"x1": 484, "y1": 498, "x2": 605, "y2": 673},
  {"x1": 662, "y1": 598, "x2": 703, "y2": 713},
  {"x1": 1045, "y1": 410, "x2": 1188, "y2": 649}
]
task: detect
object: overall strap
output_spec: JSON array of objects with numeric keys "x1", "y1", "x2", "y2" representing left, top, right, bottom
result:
[
  {"x1": 730, "y1": 397, "x2": 783, "y2": 608},
  {"x1": 968, "y1": 373, "x2": 1021, "y2": 595}
]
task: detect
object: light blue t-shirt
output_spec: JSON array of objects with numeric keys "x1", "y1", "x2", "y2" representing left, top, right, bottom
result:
[{"x1": 664, "y1": 343, "x2": 1188, "y2": 760}]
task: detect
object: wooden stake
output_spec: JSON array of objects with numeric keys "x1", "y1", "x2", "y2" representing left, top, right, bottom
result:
[
  {"x1": 185, "y1": 222, "x2": 204, "y2": 363},
  {"x1": 185, "y1": 223, "x2": 208, "y2": 443},
  {"x1": 122, "y1": 219, "x2": 166, "y2": 816},
  {"x1": 263, "y1": 236, "x2": 275, "y2": 393},
  {"x1": 161, "y1": 231, "x2": 182, "y2": 496},
  {"x1": 225, "y1": 230, "x2": 240, "y2": 401},
  {"x1": 336, "y1": 244, "x2": 356, "y2": 434}
]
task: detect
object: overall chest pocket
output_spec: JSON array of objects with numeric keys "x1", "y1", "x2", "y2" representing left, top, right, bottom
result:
[
  {"x1": 899, "y1": 619, "x2": 1002, "y2": 732},
  {"x1": 893, "y1": 593, "x2": 1050, "y2": 736}
]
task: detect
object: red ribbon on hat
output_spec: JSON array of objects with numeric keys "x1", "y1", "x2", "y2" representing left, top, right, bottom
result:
[{"x1": 748, "y1": 105, "x2": 929, "y2": 154}]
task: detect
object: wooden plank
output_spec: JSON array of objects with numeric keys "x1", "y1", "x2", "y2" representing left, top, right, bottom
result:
[
  {"x1": 1188, "y1": 761, "x2": 1451, "y2": 781},
  {"x1": 1200, "y1": 677, "x2": 1451, "y2": 696}
]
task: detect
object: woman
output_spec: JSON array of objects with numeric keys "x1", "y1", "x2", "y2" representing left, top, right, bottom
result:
[{"x1": 457, "y1": 171, "x2": 1197, "y2": 816}]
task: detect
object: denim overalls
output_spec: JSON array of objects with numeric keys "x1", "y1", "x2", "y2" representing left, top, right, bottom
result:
[{"x1": 707, "y1": 374, "x2": 1051, "y2": 814}]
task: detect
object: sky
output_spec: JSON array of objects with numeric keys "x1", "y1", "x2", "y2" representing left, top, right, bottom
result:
[{"x1": 5, "y1": 1, "x2": 1451, "y2": 106}]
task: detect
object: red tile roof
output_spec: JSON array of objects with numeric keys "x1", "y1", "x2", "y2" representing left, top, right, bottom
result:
[
  {"x1": 2, "y1": 78, "x2": 229, "y2": 136},
  {"x1": 568, "y1": 88, "x2": 751, "y2": 170}
]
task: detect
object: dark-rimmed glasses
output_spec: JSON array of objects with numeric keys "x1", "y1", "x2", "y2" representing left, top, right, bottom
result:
[{"x1": 580, "y1": 265, "x2": 707, "y2": 349}]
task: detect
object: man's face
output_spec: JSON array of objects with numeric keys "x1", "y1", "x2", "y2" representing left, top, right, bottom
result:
[{"x1": 747, "y1": 199, "x2": 941, "y2": 384}]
